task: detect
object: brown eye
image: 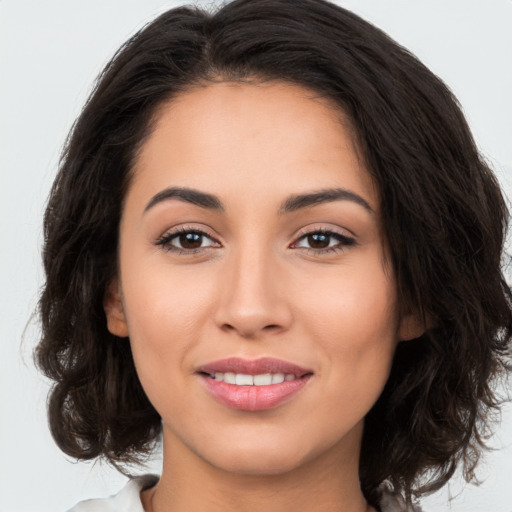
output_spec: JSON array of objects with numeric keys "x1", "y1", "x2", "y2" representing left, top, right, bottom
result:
[
  {"x1": 294, "y1": 230, "x2": 356, "y2": 253},
  {"x1": 179, "y1": 232, "x2": 203, "y2": 249},
  {"x1": 156, "y1": 229, "x2": 220, "y2": 253},
  {"x1": 307, "y1": 233, "x2": 330, "y2": 249}
]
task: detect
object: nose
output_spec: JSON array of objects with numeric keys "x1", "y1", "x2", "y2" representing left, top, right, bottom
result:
[{"x1": 213, "y1": 243, "x2": 293, "y2": 339}]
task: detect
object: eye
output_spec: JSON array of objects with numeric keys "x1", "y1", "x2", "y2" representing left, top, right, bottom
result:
[
  {"x1": 155, "y1": 228, "x2": 220, "y2": 253},
  {"x1": 293, "y1": 229, "x2": 356, "y2": 254}
]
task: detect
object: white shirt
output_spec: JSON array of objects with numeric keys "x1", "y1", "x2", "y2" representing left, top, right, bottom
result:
[
  {"x1": 68, "y1": 475, "x2": 158, "y2": 512},
  {"x1": 67, "y1": 475, "x2": 422, "y2": 512}
]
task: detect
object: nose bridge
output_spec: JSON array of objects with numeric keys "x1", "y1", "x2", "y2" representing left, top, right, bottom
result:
[{"x1": 215, "y1": 236, "x2": 291, "y2": 337}]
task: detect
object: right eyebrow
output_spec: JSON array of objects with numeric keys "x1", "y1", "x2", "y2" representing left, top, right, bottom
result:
[
  {"x1": 278, "y1": 187, "x2": 373, "y2": 215},
  {"x1": 144, "y1": 186, "x2": 224, "y2": 214}
]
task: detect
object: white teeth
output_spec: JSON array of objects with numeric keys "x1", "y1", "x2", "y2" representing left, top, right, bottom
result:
[
  {"x1": 224, "y1": 372, "x2": 236, "y2": 384},
  {"x1": 253, "y1": 374, "x2": 272, "y2": 386},
  {"x1": 210, "y1": 372, "x2": 297, "y2": 386},
  {"x1": 271, "y1": 373, "x2": 285, "y2": 384},
  {"x1": 235, "y1": 374, "x2": 254, "y2": 385}
]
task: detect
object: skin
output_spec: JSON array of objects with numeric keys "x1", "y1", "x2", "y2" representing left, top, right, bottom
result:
[{"x1": 104, "y1": 81, "x2": 422, "y2": 512}]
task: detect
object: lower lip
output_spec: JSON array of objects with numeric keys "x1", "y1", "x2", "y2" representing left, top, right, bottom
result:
[{"x1": 201, "y1": 375, "x2": 311, "y2": 411}]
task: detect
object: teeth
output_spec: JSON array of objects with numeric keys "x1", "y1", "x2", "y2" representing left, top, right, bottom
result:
[
  {"x1": 224, "y1": 372, "x2": 236, "y2": 384},
  {"x1": 271, "y1": 373, "x2": 285, "y2": 384},
  {"x1": 253, "y1": 374, "x2": 272, "y2": 386},
  {"x1": 210, "y1": 372, "x2": 296, "y2": 386},
  {"x1": 235, "y1": 374, "x2": 254, "y2": 386}
]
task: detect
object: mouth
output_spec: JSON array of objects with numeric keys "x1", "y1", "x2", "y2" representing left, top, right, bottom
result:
[
  {"x1": 197, "y1": 358, "x2": 313, "y2": 411},
  {"x1": 205, "y1": 372, "x2": 299, "y2": 385}
]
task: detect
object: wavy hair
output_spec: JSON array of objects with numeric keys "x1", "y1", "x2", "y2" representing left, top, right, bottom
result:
[{"x1": 36, "y1": 0, "x2": 512, "y2": 506}]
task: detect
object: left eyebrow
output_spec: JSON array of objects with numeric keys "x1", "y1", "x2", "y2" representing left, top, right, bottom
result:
[
  {"x1": 278, "y1": 188, "x2": 373, "y2": 215},
  {"x1": 144, "y1": 186, "x2": 224, "y2": 213}
]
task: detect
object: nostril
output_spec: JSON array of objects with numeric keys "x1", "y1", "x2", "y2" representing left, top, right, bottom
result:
[{"x1": 220, "y1": 322, "x2": 282, "y2": 337}]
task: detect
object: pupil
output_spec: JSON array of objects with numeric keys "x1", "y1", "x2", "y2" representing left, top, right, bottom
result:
[
  {"x1": 308, "y1": 233, "x2": 330, "y2": 248},
  {"x1": 180, "y1": 232, "x2": 202, "y2": 249}
]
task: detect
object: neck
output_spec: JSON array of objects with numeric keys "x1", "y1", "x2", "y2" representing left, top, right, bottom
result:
[{"x1": 142, "y1": 423, "x2": 374, "y2": 512}]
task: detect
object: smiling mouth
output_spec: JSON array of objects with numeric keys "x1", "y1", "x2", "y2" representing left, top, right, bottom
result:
[
  {"x1": 197, "y1": 358, "x2": 313, "y2": 411},
  {"x1": 205, "y1": 372, "x2": 299, "y2": 386}
]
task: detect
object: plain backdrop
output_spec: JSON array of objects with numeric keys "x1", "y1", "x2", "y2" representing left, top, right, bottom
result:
[{"x1": 1, "y1": 1, "x2": 511, "y2": 511}]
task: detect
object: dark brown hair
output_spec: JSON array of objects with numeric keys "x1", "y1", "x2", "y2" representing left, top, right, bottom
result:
[{"x1": 36, "y1": 0, "x2": 512, "y2": 506}]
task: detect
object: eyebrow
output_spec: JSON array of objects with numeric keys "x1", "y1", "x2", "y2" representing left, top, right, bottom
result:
[
  {"x1": 144, "y1": 186, "x2": 373, "y2": 215},
  {"x1": 278, "y1": 188, "x2": 373, "y2": 215},
  {"x1": 144, "y1": 187, "x2": 224, "y2": 213}
]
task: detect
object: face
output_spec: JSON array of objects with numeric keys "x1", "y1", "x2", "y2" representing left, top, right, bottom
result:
[{"x1": 105, "y1": 81, "x2": 420, "y2": 476}]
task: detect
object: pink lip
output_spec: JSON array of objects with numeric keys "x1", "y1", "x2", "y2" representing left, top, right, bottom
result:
[
  {"x1": 197, "y1": 357, "x2": 311, "y2": 376},
  {"x1": 197, "y1": 358, "x2": 313, "y2": 412}
]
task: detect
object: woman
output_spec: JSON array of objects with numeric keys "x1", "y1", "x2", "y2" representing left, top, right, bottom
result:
[{"x1": 35, "y1": 0, "x2": 512, "y2": 510}]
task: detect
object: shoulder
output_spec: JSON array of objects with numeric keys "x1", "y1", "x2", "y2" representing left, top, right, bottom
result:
[{"x1": 67, "y1": 475, "x2": 159, "y2": 512}]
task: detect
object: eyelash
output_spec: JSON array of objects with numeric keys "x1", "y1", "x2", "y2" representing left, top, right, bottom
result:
[
  {"x1": 292, "y1": 228, "x2": 356, "y2": 255},
  {"x1": 155, "y1": 227, "x2": 356, "y2": 255},
  {"x1": 155, "y1": 227, "x2": 219, "y2": 255}
]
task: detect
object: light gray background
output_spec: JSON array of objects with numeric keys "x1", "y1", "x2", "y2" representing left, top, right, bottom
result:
[{"x1": 1, "y1": 1, "x2": 511, "y2": 511}]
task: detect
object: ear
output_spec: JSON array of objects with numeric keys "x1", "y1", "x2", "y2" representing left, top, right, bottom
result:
[
  {"x1": 103, "y1": 279, "x2": 129, "y2": 338},
  {"x1": 398, "y1": 311, "x2": 426, "y2": 341}
]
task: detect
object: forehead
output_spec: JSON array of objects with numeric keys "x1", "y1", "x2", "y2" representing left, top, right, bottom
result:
[{"x1": 129, "y1": 81, "x2": 377, "y2": 212}]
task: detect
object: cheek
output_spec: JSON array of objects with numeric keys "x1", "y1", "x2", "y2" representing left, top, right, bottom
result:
[
  {"x1": 119, "y1": 259, "x2": 217, "y2": 399},
  {"x1": 300, "y1": 256, "x2": 398, "y2": 339},
  {"x1": 122, "y1": 257, "x2": 214, "y2": 334},
  {"x1": 297, "y1": 257, "x2": 398, "y2": 394}
]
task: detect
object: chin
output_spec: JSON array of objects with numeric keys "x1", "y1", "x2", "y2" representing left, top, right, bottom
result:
[
  {"x1": 195, "y1": 435, "x2": 314, "y2": 476},
  {"x1": 207, "y1": 452, "x2": 307, "y2": 477}
]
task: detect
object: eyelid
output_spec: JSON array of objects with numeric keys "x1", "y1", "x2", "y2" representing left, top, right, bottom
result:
[
  {"x1": 290, "y1": 225, "x2": 357, "y2": 254},
  {"x1": 154, "y1": 225, "x2": 222, "y2": 253},
  {"x1": 293, "y1": 223, "x2": 355, "y2": 239}
]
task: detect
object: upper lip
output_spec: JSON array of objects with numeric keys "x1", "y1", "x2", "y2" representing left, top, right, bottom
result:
[{"x1": 197, "y1": 357, "x2": 312, "y2": 377}]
